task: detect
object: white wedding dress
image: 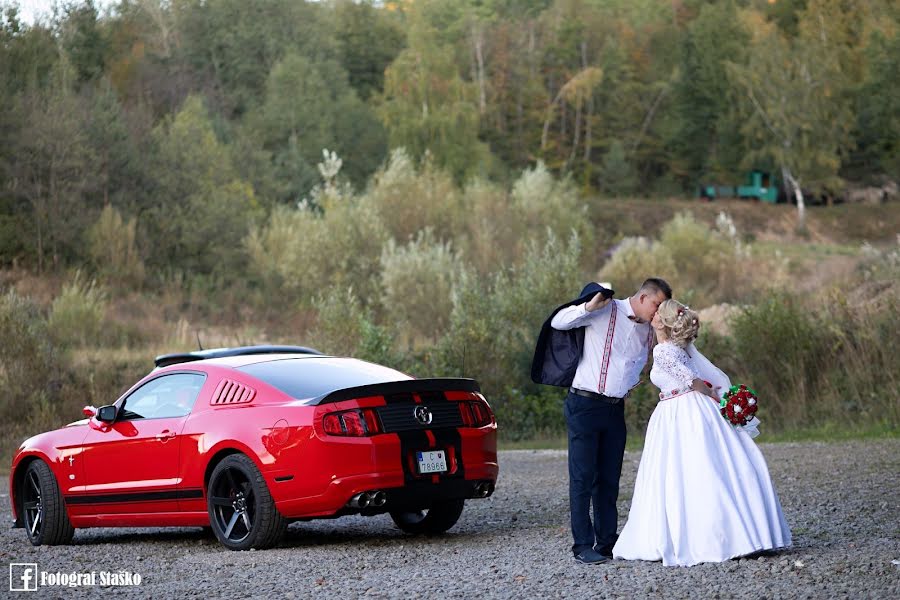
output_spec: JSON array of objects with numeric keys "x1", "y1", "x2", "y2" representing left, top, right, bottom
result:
[{"x1": 612, "y1": 341, "x2": 791, "y2": 566}]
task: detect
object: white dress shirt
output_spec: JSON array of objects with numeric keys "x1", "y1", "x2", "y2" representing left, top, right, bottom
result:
[{"x1": 550, "y1": 298, "x2": 654, "y2": 398}]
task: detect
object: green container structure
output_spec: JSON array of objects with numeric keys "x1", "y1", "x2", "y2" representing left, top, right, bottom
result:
[{"x1": 698, "y1": 170, "x2": 778, "y2": 203}]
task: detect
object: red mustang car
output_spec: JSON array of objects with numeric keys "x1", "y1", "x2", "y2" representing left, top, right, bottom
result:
[{"x1": 10, "y1": 346, "x2": 498, "y2": 550}]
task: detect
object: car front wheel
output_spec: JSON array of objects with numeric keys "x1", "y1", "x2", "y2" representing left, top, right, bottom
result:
[
  {"x1": 390, "y1": 499, "x2": 465, "y2": 535},
  {"x1": 22, "y1": 460, "x2": 75, "y2": 546},
  {"x1": 207, "y1": 454, "x2": 286, "y2": 550}
]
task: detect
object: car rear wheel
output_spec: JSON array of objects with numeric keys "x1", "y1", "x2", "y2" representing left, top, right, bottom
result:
[
  {"x1": 390, "y1": 499, "x2": 465, "y2": 535},
  {"x1": 207, "y1": 454, "x2": 286, "y2": 550},
  {"x1": 22, "y1": 460, "x2": 75, "y2": 546}
]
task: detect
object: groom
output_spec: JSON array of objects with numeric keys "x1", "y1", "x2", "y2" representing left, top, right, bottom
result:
[{"x1": 532, "y1": 278, "x2": 671, "y2": 564}]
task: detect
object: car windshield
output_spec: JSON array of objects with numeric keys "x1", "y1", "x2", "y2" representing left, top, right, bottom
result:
[{"x1": 236, "y1": 357, "x2": 411, "y2": 400}]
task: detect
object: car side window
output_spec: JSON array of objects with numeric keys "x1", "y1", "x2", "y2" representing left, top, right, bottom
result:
[{"x1": 119, "y1": 373, "x2": 206, "y2": 420}]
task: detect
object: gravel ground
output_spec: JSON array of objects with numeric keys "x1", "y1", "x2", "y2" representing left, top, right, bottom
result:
[{"x1": 1, "y1": 438, "x2": 898, "y2": 599}]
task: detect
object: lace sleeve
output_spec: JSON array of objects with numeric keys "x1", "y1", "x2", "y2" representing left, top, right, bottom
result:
[{"x1": 653, "y1": 343, "x2": 699, "y2": 387}]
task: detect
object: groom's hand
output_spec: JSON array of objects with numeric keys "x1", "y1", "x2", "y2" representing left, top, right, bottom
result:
[{"x1": 585, "y1": 292, "x2": 611, "y2": 312}]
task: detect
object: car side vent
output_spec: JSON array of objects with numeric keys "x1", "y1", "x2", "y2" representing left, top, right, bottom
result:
[{"x1": 211, "y1": 379, "x2": 256, "y2": 406}]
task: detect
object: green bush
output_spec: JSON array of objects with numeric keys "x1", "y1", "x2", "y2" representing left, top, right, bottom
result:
[
  {"x1": 510, "y1": 162, "x2": 595, "y2": 266},
  {"x1": 598, "y1": 236, "x2": 675, "y2": 298},
  {"x1": 457, "y1": 178, "x2": 519, "y2": 275},
  {"x1": 379, "y1": 228, "x2": 461, "y2": 345},
  {"x1": 364, "y1": 148, "x2": 462, "y2": 243},
  {"x1": 87, "y1": 204, "x2": 145, "y2": 288},
  {"x1": 494, "y1": 387, "x2": 566, "y2": 442},
  {"x1": 47, "y1": 272, "x2": 109, "y2": 348},
  {"x1": 715, "y1": 288, "x2": 900, "y2": 430},
  {"x1": 246, "y1": 198, "x2": 388, "y2": 308},
  {"x1": 432, "y1": 231, "x2": 584, "y2": 432},
  {"x1": 0, "y1": 289, "x2": 61, "y2": 410},
  {"x1": 599, "y1": 211, "x2": 777, "y2": 308},
  {"x1": 308, "y1": 286, "x2": 402, "y2": 369}
]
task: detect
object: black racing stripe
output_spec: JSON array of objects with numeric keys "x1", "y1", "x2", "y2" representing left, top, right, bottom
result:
[
  {"x1": 385, "y1": 392, "x2": 432, "y2": 484},
  {"x1": 65, "y1": 488, "x2": 203, "y2": 505},
  {"x1": 422, "y1": 391, "x2": 465, "y2": 481}
]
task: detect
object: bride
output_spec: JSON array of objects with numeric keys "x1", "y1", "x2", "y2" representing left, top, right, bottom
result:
[{"x1": 613, "y1": 299, "x2": 791, "y2": 567}]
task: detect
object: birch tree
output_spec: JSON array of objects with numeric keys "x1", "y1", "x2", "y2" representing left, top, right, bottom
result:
[{"x1": 727, "y1": 3, "x2": 856, "y2": 226}]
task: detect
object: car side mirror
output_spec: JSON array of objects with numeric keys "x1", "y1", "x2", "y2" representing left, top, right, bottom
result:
[
  {"x1": 82, "y1": 405, "x2": 97, "y2": 418},
  {"x1": 96, "y1": 405, "x2": 117, "y2": 423}
]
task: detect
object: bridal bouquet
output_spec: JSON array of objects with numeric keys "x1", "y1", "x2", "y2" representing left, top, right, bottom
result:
[{"x1": 720, "y1": 384, "x2": 758, "y2": 427}]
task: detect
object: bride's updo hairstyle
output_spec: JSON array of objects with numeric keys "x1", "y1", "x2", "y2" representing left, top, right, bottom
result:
[{"x1": 657, "y1": 299, "x2": 700, "y2": 347}]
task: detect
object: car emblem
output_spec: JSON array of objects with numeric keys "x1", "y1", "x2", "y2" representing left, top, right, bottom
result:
[{"x1": 414, "y1": 405, "x2": 433, "y2": 426}]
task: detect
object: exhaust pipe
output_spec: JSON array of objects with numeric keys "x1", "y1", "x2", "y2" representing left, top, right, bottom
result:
[
  {"x1": 348, "y1": 492, "x2": 370, "y2": 509},
  {"x1": 347, "y1": 490, "x2": 387, "y2": 509},
  {"x1": 474, "y1": 481, "x2": 495, "y2": 498}
]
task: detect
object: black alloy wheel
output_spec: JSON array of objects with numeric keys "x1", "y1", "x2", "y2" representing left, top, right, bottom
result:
[
  {"x1": 22, "y1": 460, "x2": 74, "y2": 546},
  {"x1": 207, "y1": 454, "x2": 286, "y2": 550},
  {"x1": 390, "y1": 499, "x2": 465, "y2": 535}
]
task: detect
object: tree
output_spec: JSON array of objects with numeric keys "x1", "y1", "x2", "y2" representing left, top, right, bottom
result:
[
  {"x1": 9, "y1": 60, "x2": 95, "y2": 271},
  {"x1": 247, "y1": 52, "x2": 386, "y2": 203},
  {"x1": 853, "y1": 27, "x2": 900, "y2": 177},
  {"x1": 174, "y1": 0, "x2": 339, "y2": 117},
  {"x1": 59, "y1": 0, "x2": 109, "y2": 84},
  {"x1": 668, "y1": 1, "x2": 749, "y2": 186},
  {"x1": 379, "y1": 5, "x2": 491, "y2": 182},
  {"x1": 148, "y1": 95, "x2": 261, "y2": 274},
  {"x1": 727, "y1": 2, "x2": 857, "y2": 224},
  {"x1": 333, "y1": 0, "x2": 405, "y2": 101}
]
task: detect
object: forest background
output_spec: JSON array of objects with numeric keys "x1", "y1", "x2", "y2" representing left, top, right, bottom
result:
[{"x1": 1, "y1": 0, "x2": 898, "y2": 465}]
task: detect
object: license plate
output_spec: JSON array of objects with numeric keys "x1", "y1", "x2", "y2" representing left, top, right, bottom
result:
[{"x1": 416, "y1": 450, "x2": 447, "y2": 474}]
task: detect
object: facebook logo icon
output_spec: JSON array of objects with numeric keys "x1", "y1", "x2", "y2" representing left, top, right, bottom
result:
[{"x1": 9, "y1": 563, "x2": 38, "y2": 592}]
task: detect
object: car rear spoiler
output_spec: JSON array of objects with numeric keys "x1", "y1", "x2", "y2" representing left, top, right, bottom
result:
[
  {"x1": 311, "y1": 378, "x2": 481, "y2": 405},
  {"x1": 155, "y1": 345, "x2": 322, "y2": 368}
]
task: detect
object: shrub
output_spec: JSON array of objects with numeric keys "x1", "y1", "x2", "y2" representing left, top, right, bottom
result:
[
  {"x1": 379, "y1": 229, "x2": 461, "y2": 345},
  {"x1": 598, "y1": 236, "x2": 676, "y2": 298},
  {"x1": 0, "y1": 290, "x2": 65, "y2": 467},
  {"x1": 47, "y1": 272, "x2": 109, "y2": 348},
  {"x1": 457, "y1": 178, "x2": 519, "y2": 275},
  {"x1": 495, "y1": 387, "x2": 566, "y2": 441},
  {"x1": 364, "y1": 148, "x2": 462, "y2": 243},
  {"x1": 246, "y1": 198, "x2": 388, "y2": 309},
  {"x1": 433, "y1": 231, "x2": 585, "y2": 430},
  {"x1": 599, "y1": 211, "x2": 784, "y2": 308},
  {"x1": 87, "y1": 204, "x2": 145, "y2": 288},
  {"x1": 510, "y1": 161, "x2": 594, "y2": 265},
  {"x1": 657, "y1": 212, "x2": 741, "y2": 306},
  {"x1": 716, "y1": 287, "x2": 900, "y2": 430},
  {"x1": 0, "y1": 289, "x2": 60, "y2": 409},
  {"x1": 308, "y1": 286, "x2": 402, "y2": 368}
]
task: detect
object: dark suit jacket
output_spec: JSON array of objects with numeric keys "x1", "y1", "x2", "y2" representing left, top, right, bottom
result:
[{"x1": 530, "y1": 282, "x2": 615, "y2": 387}]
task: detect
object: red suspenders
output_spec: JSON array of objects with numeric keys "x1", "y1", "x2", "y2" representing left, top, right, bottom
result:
[{"x1": 598, "y1": 301, "x2": 618, "y2": 393}]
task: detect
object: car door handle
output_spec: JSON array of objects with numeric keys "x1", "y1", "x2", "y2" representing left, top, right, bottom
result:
[{"x1": 156, "y1": 430, "x2": 176, "y2": 441}]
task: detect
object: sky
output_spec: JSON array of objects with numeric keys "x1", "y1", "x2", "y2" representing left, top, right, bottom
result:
[{"x1": 13, "y1": 0, "x2": 117, "y2": 25}]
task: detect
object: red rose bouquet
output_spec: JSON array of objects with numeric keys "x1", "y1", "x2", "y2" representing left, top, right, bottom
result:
[{"x1": 720, "y1": 384, "x2": 758, "y2": 427}]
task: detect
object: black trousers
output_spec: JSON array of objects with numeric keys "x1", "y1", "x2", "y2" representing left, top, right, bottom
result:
[{"x1": 564, "y1": 391, "x2": 626, "y2": 555}]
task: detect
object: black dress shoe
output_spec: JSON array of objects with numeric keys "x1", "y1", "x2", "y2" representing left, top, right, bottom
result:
[{"x1": 573, "y1": 549, "x2": 609, "y2": 565}]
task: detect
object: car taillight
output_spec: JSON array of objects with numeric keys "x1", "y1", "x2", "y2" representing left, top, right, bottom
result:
[
  {"x1": 322, "y1": 408, "x2": 382, "y2": 436},
  {"x1": 458, "y1": 399, "x2": 493, "y2": 427}
]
